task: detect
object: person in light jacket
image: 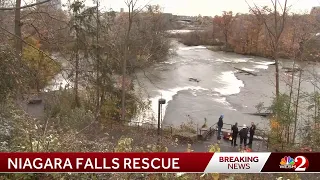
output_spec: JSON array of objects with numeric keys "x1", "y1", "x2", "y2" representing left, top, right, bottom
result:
[{"x1": 239, "y1": 124, "x2": 248, "y2": 148}]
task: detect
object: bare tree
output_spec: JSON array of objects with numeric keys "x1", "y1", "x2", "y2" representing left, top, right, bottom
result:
[
  {"x1": 0, "y1": 0, "x2": 51, "y2": 10},
  {"x1": 0, "y1": 0, "x2": 52, "y2": 99},
  {"x1": 290, "y1": 14, "x2": 316, "y2": 143},
  {"x1": 0, "y1": 0, "x2": 52, "y2": 61},
  {"x1": 121, "y1": 0, "x2": 138, "y2": 121},
  {"x1": 247, "y1": 0, "x2": 289, "y2": 100}
]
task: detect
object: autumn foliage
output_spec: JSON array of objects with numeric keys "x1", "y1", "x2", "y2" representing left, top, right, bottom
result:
[
  {"x1": 207, "y1": 11, "x2": 319, "y2": 60},
  {"x1": 22, "y1": 37, "x2": 61, "y2": 91}
]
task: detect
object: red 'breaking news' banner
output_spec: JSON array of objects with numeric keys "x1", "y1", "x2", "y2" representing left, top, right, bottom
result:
[{"x1": 0, "y1": 152, "x2": 319, "y2": 173}]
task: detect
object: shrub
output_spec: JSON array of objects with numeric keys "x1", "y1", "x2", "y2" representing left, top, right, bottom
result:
[
  {"x1": 173, "y1": 31, "x2": 224, "y2": 46},
  {"x1": 0, "y1": 46, "x2": 32, "y2": 102},
  {"x1": 179, "y1": 119, "x2": 197, "y2": 134}
]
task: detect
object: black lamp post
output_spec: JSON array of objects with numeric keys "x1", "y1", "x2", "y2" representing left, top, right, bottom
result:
[{"x1": 158, "y1": 98, "x2": 166, "y2": 136}]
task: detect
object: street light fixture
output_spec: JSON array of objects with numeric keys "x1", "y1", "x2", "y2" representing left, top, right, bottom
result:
[{"x1": 158, "y1": 98, "x2": 166, "y2": 136}]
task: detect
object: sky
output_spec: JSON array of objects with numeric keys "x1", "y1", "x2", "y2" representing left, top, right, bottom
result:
[{"x1": 59, "y1": 0, "x2": 320, "y2": 16}]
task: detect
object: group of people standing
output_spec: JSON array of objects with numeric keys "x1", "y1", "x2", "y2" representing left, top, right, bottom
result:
[{"x1": 217, "y1": 115, "x2": 256, "y2": 148}]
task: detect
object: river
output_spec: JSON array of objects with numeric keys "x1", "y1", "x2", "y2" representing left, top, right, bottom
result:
[
  {"x1": 134, "y1": 40, "x2": 320, "y2": 130},
  {"x1": 46, "y1": 39, "x2": 320, "y2": 131}
]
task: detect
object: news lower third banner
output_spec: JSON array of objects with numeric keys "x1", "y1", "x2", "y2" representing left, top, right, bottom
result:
[{"x1": 0, "y1": 152, "x2": 317, "y2": 173}]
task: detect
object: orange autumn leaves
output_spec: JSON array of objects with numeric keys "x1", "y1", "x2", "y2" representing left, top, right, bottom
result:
[
  {"x1": 22, "y1": 37, "x2": 61, "y2": 91},
  {"x1": 212, "y1": 11, "x2": 319, "y2": 59},
  {"x1": 270, "y1": 117, "x2": 280, "y2": 129}
]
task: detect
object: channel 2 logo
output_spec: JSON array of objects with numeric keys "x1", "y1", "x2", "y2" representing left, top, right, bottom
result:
[{"x1": 279, "y1": 156, "x2": 309, "y2": 171}]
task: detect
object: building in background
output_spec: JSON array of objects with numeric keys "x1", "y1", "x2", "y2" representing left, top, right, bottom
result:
[
  {"x1": 311, "y1": 6, "x2": 320, "y2": 22},
  {"x1": 311, "y1": 7, "x2": 320, "y2": 16},
  {"x1": 37, "y1": 0, "x2": 61, "y2": 10}
]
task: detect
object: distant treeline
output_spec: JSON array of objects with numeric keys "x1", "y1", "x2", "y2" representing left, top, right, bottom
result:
[{"x1": 174, "y1": 11, "x2": 320, "y2": 61}]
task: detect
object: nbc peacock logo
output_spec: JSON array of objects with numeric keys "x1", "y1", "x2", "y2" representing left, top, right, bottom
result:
[{"x1": 279, "y1": 156, "x2": 296, "y2": 169}]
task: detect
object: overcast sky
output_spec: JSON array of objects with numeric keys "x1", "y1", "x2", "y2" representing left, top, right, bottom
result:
[{"x1": 57, "y1": 0, "x2": 320, "y2": 16}]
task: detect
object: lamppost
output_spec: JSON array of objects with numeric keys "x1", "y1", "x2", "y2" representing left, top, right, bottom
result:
[{"x1": 158, "y1": 98, "x2": 166, "y2": 137}]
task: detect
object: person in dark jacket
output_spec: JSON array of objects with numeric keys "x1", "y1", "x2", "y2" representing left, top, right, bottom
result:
[
  {"x1": 248, "y1": 122, "x2": 256, "y2": 146},
  {"x1": 231, "y1": 122, "x2": 238, "y2": 147},
  {"x1": 217, "y1": 115, "x2": 224, "y2": 140},
  {"x1": 239, "y1": 124, "x2": 248, "y2": 148}
]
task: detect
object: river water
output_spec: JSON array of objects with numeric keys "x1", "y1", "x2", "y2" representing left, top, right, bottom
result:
[
  {"x1": 46, "y1": 39, "x2": 320, "y2": 131},
  {"x1": 134, "y1": 40, "x2": 320, "y2": 130}
]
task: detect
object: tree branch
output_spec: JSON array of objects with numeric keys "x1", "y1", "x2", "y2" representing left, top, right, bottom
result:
[
  {"x1": 0, "y1": 25, "x2": 55, "y2": 61},
  {"x1": 0, "y1": 0, "x2": 51, "y2": 10},
  {"x1": 21, "y1": 11, "x2": 69, "y2": 25}
]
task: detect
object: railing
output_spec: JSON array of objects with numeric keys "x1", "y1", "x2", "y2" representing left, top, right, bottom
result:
[
  {"x1": 198, "y1": 122, "x2": 269, "y2": 143},
  {"x1": 126, "y1": 121, "x2": 174, "y2": 135},
  {"x1": 199, "y1": 123, "x2": 217, "y2": 140}
]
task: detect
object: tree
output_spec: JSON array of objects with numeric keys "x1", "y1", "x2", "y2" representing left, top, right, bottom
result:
[
  {"x1": 20, "y1": 5, "x2": 70, "y2": 52},
  {"x1": 68, "y1": 0, "x2": 86, "y2": 107},
  {"x1": 213, "y1": 11, "x2": 233, "y2": 49},
  {"x1": 268, "y1": 93, "x2": 295, "y2": 150},
  {"x1": 0, "y1": 46, "x2": 30, "y2": 103},
  {"x1": 0, "y1": 0, "x2": 53, "y2": 101},
  {"x1": 14, "y1": 0, "x2": 22, "y2": 62},
  {"x1": 121, "y1": 0, "x2": 137, "y2": 121},
  {"x1": 248, "y1": 0, "x2": 289, "y2": 100},
  {"x1": 0, "y1": 0, "x2": 52, "y2": 60},
  {"x1": 95, "y1": 0, "x2": 101, "y2": 121},
  {"x1": 22, "y1": 37, "x2": 61, "y2": 92}
]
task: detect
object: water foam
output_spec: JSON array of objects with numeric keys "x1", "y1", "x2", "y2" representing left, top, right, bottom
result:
[
  {"x1": 134, "y1": 86, "x2": 208, "y2": 124},
  {"x1": 251, "y1": 61, "x2": 274, "y2": 69},
  {"x1": 167, "y1": 30, "x2": 195, "y2": 34},
  {"x1": 233, "y1": 58, "x2": 252, "y2": 63},
  {"x1": 254, "y1": 65, "x2": 269, "y2": 69},
  {"x1": 161, "y1": 61, "x2": 178, "y2": 65},
  {"x1": 215, "y1": 58, "x2": 252, "y2": 63},
  {"x1": 151, "y1": 86, "x2": 208, "y2": 117},
  {"x1": 241, "y1": 68, "x2": 255, "y2": 72},
  {"x1": 213, "y1": 71, "x2": 244, "y2": 96},
  {"x1": 161, "y1": 58, "x2": 190, "y2": 65},
  {"x1": 179, "y1": 46, "x2": 207, "y2": 51},
  {"x1": 212, "y1": 97, "x2": 237, "y2": 111},
  {"x1": 252, "y1": 60, "x2": 275, "y2": 65},
  {"x1": 215, "y1": 59, "x2": 232, "y2": 63},
  {"x1": 44, "y1": 73, "x2": 71, "y2": 92}
]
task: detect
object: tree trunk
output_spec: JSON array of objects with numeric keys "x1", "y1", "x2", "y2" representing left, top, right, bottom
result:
[
  {"x1": 313, "y1": 67, "x2": 317, "y2": 125},
  {"x1": 224, "y1": 32, "x2": 228, "y2": 49},
  {"x1": 314, "y1": 86, "x2": 317, "y2": 125},
  {"x1": 292, "y1": 70, "x2": 302, "y2": 144},
  {"x1": 14, "y1": 0, "x2": 22, "y2": 61},
  {"x1": 255, "y1": 27, "x2": 261, "y2": 54},
  {"x1": 95, "y1": 1, "x2": 101, "y2": 121},
  {"x1": 37, "y1": 52, "x2": 44, "y2": 93},
  {"x1": 274, "y1": 0, "x2": 280, "y2": 100},
  {"x1": 74, "y1": 24, "x2": 80, "y2": 107},
  {"x1": 286, "y1": 60, "x2": 295, "y2": 144},
  {"x1": 121, "y1": 46, "x2": 127, "y2": 121},
  {"x1": 121, "y1": 1, "x2": 134, "y2": 121},
  {"x1": 275, "y1": 52, "x2": 280, "y2": 100},
  {"x1": 14, "y1": 0, "x2": 22, "y2": 99}
]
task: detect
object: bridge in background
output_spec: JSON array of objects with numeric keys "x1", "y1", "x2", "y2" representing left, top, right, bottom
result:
[{"x1": 174, "y1": 16, "x2": 197, "y2": 22}]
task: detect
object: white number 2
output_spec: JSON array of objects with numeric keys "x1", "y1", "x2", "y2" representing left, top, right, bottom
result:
[{"x1": 295, "y1": 156, "x2": 306, "y2": 171}]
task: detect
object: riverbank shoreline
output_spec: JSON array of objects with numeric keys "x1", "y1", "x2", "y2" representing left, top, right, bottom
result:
[{"x1": 174, "y1": 36, "x2": 319, "y2": 64}]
